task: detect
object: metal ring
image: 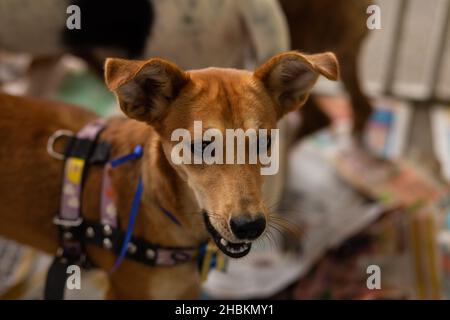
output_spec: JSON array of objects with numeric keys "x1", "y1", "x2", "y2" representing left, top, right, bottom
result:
[{"x1": 47, "y1": 129, "x2": 74, "y2": 160}]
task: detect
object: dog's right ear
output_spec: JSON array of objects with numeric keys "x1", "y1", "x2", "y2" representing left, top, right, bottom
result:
[
  {"x1": 104, "y1": 58, "x2": 190, "y2": 123},
  {"x1": 254, "y1": 51, "x2": 339, "y2": 118}
]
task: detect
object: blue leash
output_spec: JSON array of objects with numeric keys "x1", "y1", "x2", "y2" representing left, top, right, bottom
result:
[
  {"x1": 110, "y1": 145, "x2": 144, "y2": 273},
  {"x1": 109, "y1": 144, "x2": 182, "y2": 272},
  {"x1": 110, "y1": 145, "x2": 143, "y2": 168},
  {"x1": 111, "y1": 177, "x2": 143, "y2": 273},
  {"x1": 159, "y1": 205, "x2": 182, "y2": 226}
]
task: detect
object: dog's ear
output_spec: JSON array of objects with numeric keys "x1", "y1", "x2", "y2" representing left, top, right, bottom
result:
[
  {"x1": 104, "y1": 58, "x2": 190, "y2": 122},
  {"x1": 254, "y1": 51, "x2": 339, "y2": 118}
]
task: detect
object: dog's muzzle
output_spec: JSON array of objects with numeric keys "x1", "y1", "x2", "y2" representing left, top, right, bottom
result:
[{"x1": 203, "y1": 212, "x2": 253, "y2": 258}]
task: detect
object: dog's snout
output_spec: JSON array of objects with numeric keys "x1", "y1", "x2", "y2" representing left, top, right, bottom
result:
[{"x1": 230, "y1": 214, "x2": 266, "y2": 240}]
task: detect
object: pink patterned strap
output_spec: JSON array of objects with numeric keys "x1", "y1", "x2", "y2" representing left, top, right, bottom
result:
[
  {"x1": 100, "y1": 163, "x2": 118, "y2": 228},
  {"x1": 58, "y1": 119, "x2": 106, "y2": 224},
  {"x1": 77, "y1": 120, "x2": 106, "y2": 139},
  {"x1": 155, "y1": 248, "x2": 196, "y2": 266}
]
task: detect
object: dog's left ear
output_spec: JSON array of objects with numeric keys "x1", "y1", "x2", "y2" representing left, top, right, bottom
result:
[
  {"x1": 104, "y1": 57, "x2": 190, "y2": 123},
  {"x1": 254, "y1": 51, "x2": 339, "y2": 118}
]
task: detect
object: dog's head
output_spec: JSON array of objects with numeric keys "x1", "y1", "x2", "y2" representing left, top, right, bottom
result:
[{"x1": 105, "y1": 51, "x2": 339, "y2": 258}]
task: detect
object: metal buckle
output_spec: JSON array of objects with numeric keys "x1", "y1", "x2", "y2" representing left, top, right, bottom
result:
[
  {"x1": 53, "y1": 216, "x2": 83, "y2": 227},
  {"x1": 47, "y1": 129, "x2": 74, "y2": 160}
]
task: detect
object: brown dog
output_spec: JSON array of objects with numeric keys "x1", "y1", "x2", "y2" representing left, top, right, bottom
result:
[
  {"x1": 280, "y1": 0, "x2": 372, "y2": 138},
  {"x1": 0, "y1": 51, "x2": 338, "y2": 299}
]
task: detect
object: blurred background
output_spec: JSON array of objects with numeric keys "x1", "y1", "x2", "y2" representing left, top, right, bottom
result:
[{"x1": 0, "y1": 0, "x2": 449, "y2": 299}]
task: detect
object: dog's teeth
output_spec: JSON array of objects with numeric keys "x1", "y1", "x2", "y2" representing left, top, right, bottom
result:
[
  {"x1": 220, "y1": 238, "x2": 228, "y2": 246},
  {"x1": 228, "y1": 245, "x2": 246, "y2": 254}
]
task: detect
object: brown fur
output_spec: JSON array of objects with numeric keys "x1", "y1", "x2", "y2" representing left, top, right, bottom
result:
[{"x1": 0, "y1": 51, "x2": 338, "y2": 299}]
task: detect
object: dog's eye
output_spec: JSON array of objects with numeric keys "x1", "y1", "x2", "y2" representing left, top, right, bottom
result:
[
  {"x1": 191, "y1": 140, "x2": 215, "y2": 157},
  {"x1": 257, "y1": 135, "x2": 271, "y2": 153}
]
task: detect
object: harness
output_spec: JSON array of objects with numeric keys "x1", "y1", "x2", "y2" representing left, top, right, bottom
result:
[{"x1": 44, "y1": 120, "x2": 226, "y2": 300}]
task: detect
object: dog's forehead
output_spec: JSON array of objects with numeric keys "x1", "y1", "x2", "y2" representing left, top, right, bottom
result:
[
  {"x1": 189, "y1": 67, "x2": 251, "y2": 80},
  {"x1": 168, "y1": 68, "x2": 277, "y2": 131}
]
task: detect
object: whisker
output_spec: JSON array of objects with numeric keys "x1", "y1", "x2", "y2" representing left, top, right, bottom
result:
[
  {"x1": 268, "y1": 213, "x2": 303, "y2": 240},
  {"x1": 271, "y1": 209, "x2": 305, "y2": 215},
  {"x1": 265, "y1": 231, "x2": 277, "y2": 251},
  {"x1": 268, "y1": 200, "x2": 283, "y2": 210},
  {"x1": 257, "y1": 229, "x2": 277, "y2": 251}
]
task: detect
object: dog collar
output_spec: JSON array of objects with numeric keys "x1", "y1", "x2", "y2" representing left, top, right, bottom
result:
[{"x1": 45, "y1": 119, "x2": 225, "y2": 300}]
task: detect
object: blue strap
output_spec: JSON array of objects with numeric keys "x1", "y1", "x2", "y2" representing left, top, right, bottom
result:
[
  {"x1": 110, "y1": 145, "x2": 143, "y2": 168},
  {"x1": 111, "y1": 177, "x2": 144, "y2": 273},
  {"x1": 108, "y1": 144, "x2": 144, "y2": 273},
  {"x1": 159, "y1": 205, "x2": 182, "y2": 226},
  {"x1": 107, "y1": 143, "x2": 183, "y2": 271}
]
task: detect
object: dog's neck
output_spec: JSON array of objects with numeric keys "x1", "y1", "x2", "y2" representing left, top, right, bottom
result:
[
  {"x1": 143, "y1": 137, "x2": 208, "y2": 245},
  {"x1": 104, "y1": 118, "x2": 208, "y2": 248}
]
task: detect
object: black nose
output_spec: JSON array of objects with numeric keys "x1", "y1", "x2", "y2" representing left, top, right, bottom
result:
[{"x1": 230, "y1": 214, "x2": 266, "y2": 240}]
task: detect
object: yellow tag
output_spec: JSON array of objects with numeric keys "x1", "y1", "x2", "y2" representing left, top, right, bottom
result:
[
  {"x1": 200, "y1": 245, "x2": 213, "y2": 282},
  {"x1": 215, "y1": 252, "x2": 226, "y2": 272},
  {"x1": 199, "y1": 242, "x2": 227, "y2": 282},
  {"x1": 67, "y1": 158, "x2": 85, "y2": 184}
]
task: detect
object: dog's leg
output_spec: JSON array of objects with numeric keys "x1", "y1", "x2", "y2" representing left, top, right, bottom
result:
[
  {"x1": 296, "y1": 97, "x2": 331, "y2": 140},
  {"x1": 104, "y1": 262, "x2": 201, "y2": 299},
  {"x1": 295, "y1": 52, "x2": 373, "y2": 142},
  {"x1": 296, "y1": 50, "x2": 373, "y2": 141},
  {"x1": 340, "y1": 51, "x2": 373, "y2": 138}
]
